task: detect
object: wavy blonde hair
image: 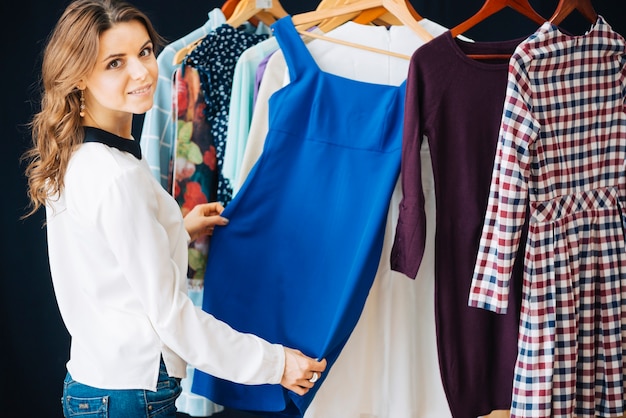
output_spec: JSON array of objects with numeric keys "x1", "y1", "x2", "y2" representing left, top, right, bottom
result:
[{"x1": 22, "y1": 0, "x2": 163, "y2": 218}]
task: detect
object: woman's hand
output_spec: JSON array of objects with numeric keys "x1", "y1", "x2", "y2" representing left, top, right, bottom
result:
[
  {"x1": 280, "y1": 347, "x2": 327, "y2": 396},
  {"x1": 183, "y1": 202, "x2": 229, "y2": 242}
]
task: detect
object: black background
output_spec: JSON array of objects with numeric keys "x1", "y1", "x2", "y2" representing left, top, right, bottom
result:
[{"x1": 1, "y1": 1, "x2": 624, "y2": 417}]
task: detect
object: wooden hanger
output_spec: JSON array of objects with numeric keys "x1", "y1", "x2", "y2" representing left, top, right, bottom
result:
[
  {"x1": 317, "y1": 1, "x2": 424, "y2": 33},
  {"x1": 289, "y1": 0, "x2": 430, "y2": 61},
  {"x1": 353, "y1": 7, "x2": 389, "y2": 25},
  {"x1": 450, "y1": 0, "x2": 546, "y2": 38},
  {"x1": 549, "y1": 0, "x2": 598, "y2": 25},
  {"x1": 369, "y1": 0, "x2": 424, "y2": 26},
  {"x1": 226, "y1": 0, "x2": 289, "y2": 29},
  {"x1": 253, "y1": 10, "x2": 283, "y2": 26},
  {"x1": 291, "y1": 0, "x2": 433, "y2": 42},
  {"x1": 173, "y1": 38, "x2": 204, "y2": 65},
  {"x1": 296, "y1": 30, "x2": 412, "y2": 59},
  {"x1": 449, "y1": 0, "x2": 547, "y2": 60},
  {"x1": 296, "y1": 0, "x2": 388, "y2": 33},
  {"x1": 299, "y1": 0, "x2": 360, "y2": 33},
  {"x1": 172, "y1": 0, "x2": 288, "y2": 65},
  {"x1": 221, "y1": 0, "x2": 240, "y2": 19}
]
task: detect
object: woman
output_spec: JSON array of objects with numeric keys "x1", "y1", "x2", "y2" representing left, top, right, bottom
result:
[{"x1": 22, "y1": 1, "x2": 326, "y2": 416}]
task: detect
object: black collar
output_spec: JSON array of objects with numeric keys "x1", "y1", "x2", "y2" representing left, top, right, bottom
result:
[{"x1": 82, "y1": 126, "x2": 142, "y2": 160}]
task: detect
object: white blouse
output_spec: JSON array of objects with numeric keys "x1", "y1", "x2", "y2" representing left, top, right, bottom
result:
[{"x1": 45, "y1": 127, "x2": 284, "y2": 391}]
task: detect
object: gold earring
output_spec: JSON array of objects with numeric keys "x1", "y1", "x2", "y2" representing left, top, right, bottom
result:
[{"x1": 79, "y1": 89, "x2": 85, "y2": 118}]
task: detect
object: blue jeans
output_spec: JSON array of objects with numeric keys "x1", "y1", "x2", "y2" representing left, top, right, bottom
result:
[{"x1": 62, "y1": 359, "x2": 182, "y2": 417}]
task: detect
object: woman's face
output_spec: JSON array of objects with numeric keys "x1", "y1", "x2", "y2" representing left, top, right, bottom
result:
[{"x1": 82, "y1": 20, "x2": 158, "y2": 126}]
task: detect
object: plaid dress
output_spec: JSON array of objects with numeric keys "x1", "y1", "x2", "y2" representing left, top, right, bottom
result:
[{"x1": 469, "y1": 17, "x2": 626, "y2": 418}]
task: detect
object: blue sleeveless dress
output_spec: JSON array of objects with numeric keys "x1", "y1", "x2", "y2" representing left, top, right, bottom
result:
[{"x1": 192, "y1": 16, "x2": 406, "y2": 417}]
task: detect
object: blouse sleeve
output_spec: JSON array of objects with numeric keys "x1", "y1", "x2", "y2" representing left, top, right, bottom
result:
[{"x1": 97, "y1": 164, "x2": 284, "y2": 384}]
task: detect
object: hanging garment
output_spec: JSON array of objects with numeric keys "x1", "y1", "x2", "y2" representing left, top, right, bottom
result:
[
  {"x1": 305, "y1": 141, "x2": 451, "y2": 418},
  {"x1": 183, "y1": 23, "x2": 269, "y2": 206},
  {"x1": 172, "y1": 64, "x2": 218, "y2": 283},
  {"x1": 469, "y1": 17, "x2": 626, "y2": 418},
  {"x1": 172, "y1": 21, "x2": 269, "y2": 300},
  {"x1": 236, "y1": 49, "x2": 288, "y2": 189},
  {"x1": 222, "y1": 36, "x2": 279, "y2": 194},
  {"x1": 391, "y1": 31, "x2": 529, "y2": 418},
  {"x1": 232, "y1": 19, "x2": 452, "y2": 418},
  {"x1": 140, "y1": 8, "x2": 225, "y2": 192},
  {"x1": 237, "y1": 19, "x2": 447, "y2": 192},
  {"x1": 173, "y1": 64, "x2": 218, "y2": 218},
  {"x1": 191, "y1": 16, "x2": 406, "y2": 417}
]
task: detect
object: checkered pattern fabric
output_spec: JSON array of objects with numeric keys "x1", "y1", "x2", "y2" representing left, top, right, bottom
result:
[{"x1": 469, "y1": 16, "x2": 626, "y2": 417}]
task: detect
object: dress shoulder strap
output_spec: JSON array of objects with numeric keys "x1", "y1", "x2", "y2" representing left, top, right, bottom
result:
[{"x1": 270, "y1": 16, "x2": 316, "y2": 82}]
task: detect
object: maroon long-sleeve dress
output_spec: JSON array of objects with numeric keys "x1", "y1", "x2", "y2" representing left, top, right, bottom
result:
[{"x1": 391, "y1": 31, "x2": 528, "y2": 417}]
